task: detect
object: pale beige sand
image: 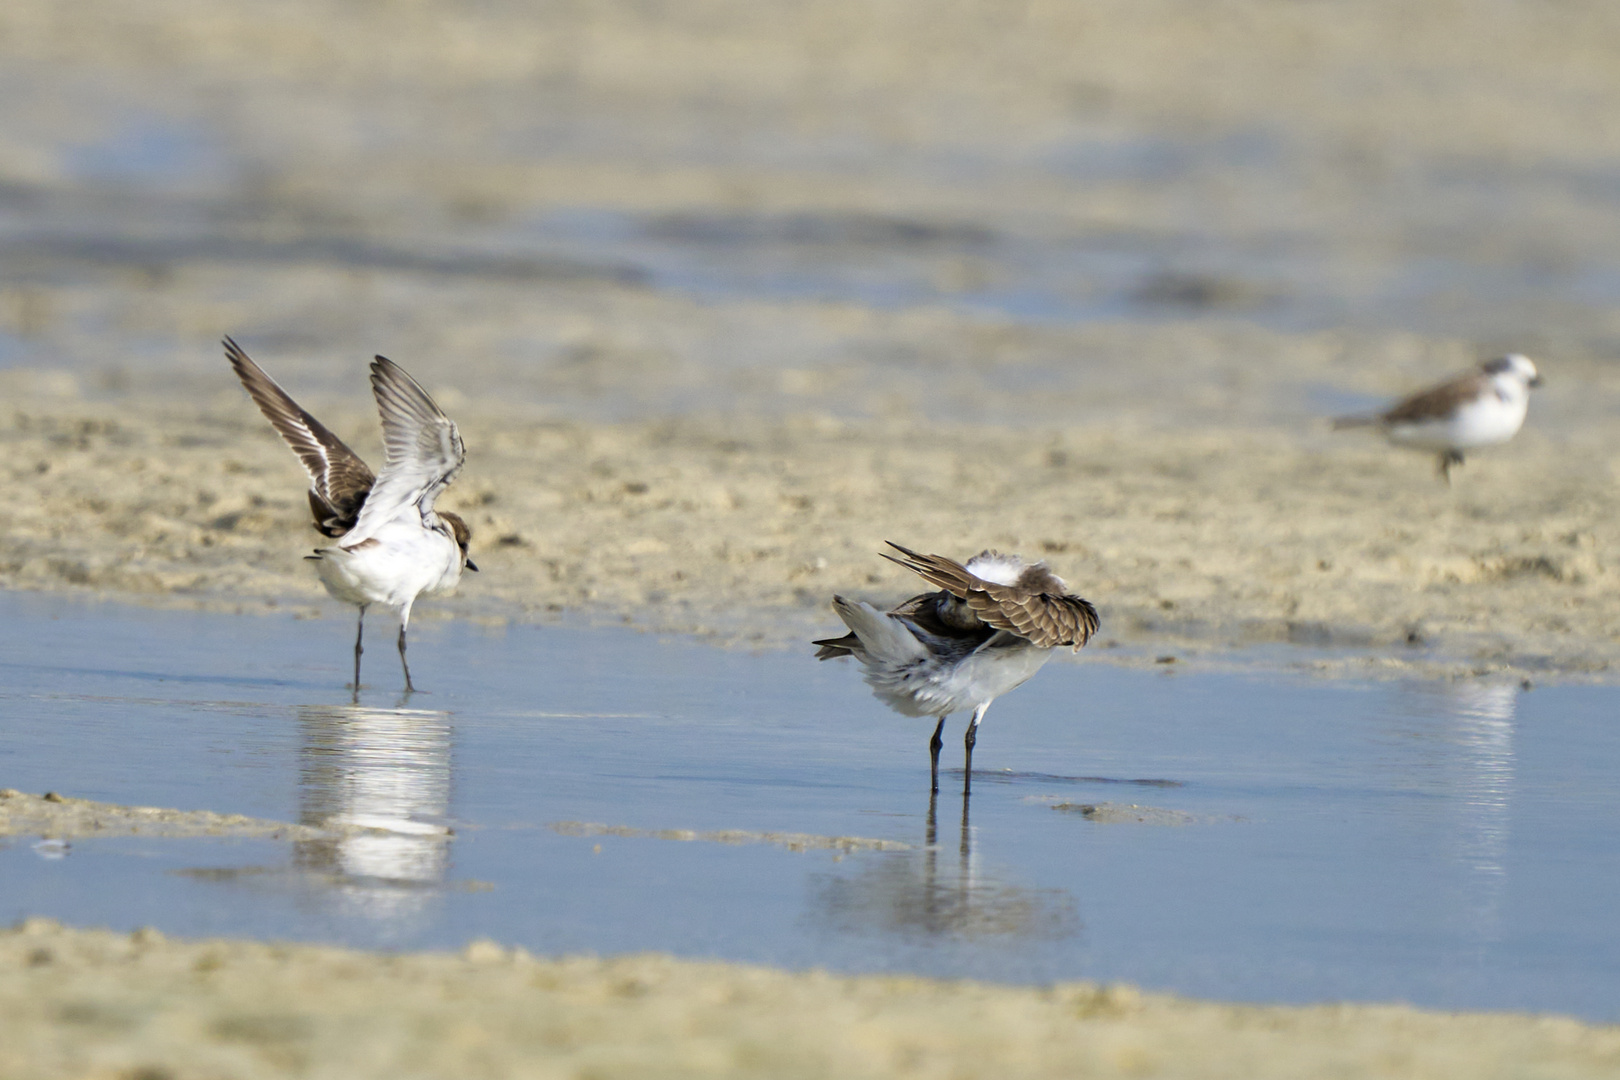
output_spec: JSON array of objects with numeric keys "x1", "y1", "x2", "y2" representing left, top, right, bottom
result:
[
  {"x1": 4, "y1": 919, "x2": 1619, "y2": 1080},
  {"x1": 3, "y1": 369, "x2": 1617, "y2": 678}
]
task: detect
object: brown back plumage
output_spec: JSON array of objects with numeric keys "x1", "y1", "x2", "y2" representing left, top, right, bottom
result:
[
  {"x1": 879, "y1": 541, "x2": 1099, "y2": 651},
  {"x1": 1334, "y1": 363, "x2": 1505, "y2": 430},
  {"x1": 1377, "y1": 370, "x2": 1491, "y2": 425},
  {"x1": 224, "y1": 337, "x2": 376, "y2": 537}
]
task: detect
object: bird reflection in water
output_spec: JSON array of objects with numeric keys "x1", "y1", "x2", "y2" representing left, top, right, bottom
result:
[
  {"x1": 295, "y1": 704, "x2": 453, "y2": 929},
  {"x1": 1437, "y1": 681, "x2": 1517, "y2": 944},
  {"x1": 812, "y1": 793, "x2": 1078, "y2": 941},
  {"x1": 1392, "y1": 680, "x2": 1518, "y2": 946}
]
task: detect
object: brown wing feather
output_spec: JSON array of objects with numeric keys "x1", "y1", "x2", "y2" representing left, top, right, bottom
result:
[
  {"x1": 880, "y1": 542, "x2": 979, "y2": 597},
  {"x1": 969, "y1": 590, "x2": 1098, "y2": 650},
  {"x1": 1378, "y1": 371, "x2": 1489, "y2": 425},
  {"x1": 884, "y1": 541, "x2": 1099, "y2": 651},
  {"x1": 224, "y1": 337, "x2": 376, "y2": 535}
]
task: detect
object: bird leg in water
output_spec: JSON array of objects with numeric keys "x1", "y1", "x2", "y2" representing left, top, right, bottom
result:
[
  {"x1": 398, "y1": 623, "x2": 416, "y2": 694},
  {"x1": 351, "y1": 605, "x2": 367, "y2": 697},
  {"x1": 963, "y1": 702, "x2": 990, "y2": 795},
  {"x1": 929, "y1": 717, "x2": 946, "y2": 794}
]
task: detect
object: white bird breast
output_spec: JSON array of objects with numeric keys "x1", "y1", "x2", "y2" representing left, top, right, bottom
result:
[{"x1": 314, "y1": 518, "x2": 464, "y2": 610}]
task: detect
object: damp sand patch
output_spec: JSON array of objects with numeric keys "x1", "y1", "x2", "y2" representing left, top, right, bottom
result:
[
  {"x1": 0, "y1": 789, "x2": 346, "y2": 841},
  {"x1": 1050, "y1": 801, "x2": 1205, "y2": 826},
  {"x1": 549, "y1": 820, "x2": 910, "y2": 853}
]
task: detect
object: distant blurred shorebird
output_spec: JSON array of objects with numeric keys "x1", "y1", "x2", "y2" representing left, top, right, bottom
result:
[
  {"x1": 1333, "y1": 354, "x2": 1542, "y2": 483},
  {"x1": 225, "y1": 337, "x2": 477, "y2": 695},
  {"x1": 814, "y1": 542, "x2": 1098, "y2": 793}
]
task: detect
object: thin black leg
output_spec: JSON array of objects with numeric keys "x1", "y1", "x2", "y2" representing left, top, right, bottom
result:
[
  {"x1": 963, "y1": 720, "x2": 978, "y2": 795},
  {"x1": 351, "y1": 606, "x2": 367, "y2": 697},
  {"x1": 398, "y1": 623, "x2": 416, "y2": 694},
  {"x1": 1439, "y1": 450, "x2": 1464, "y2": 485},
  {"x1": 929, "y1": 717, "x2": 946, "y2": 793}
]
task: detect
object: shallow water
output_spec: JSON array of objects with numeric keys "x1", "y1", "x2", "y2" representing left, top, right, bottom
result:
[{"x1": 2, "y1": 592, "x2": 1619, "y2": 1019}]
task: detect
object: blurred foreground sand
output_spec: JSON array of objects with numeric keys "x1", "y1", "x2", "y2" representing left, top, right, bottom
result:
[{"x1": 6, "y1": 918, "x2": 1620, "y2": 1080}]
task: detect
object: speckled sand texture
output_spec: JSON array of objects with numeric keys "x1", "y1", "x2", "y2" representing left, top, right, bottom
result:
[{"x1": 3, "y1": 377, "x2": 1618, "y2": 678}]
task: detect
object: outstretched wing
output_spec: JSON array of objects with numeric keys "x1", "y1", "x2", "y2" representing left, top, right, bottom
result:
[
  {"x1": 882, "y1": 541, "x2": 1098, "y2": 650},
  {"x1": 342, "y1": 355, "x2": 465, "y2": 546},
  {"x1": 223, "y1": 337, "x2": 374, "y2": 536}
]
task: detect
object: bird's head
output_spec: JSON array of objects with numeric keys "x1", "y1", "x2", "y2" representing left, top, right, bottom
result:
[
  {"x1": 1483, "y1": 353, "x2": 1541, "y2": 389},
  {"x1": 442, "y1": 511, "x2": 478, "y2": 572}
]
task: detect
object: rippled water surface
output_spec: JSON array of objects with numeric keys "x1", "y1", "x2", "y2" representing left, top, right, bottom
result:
[{"x1": 2, "y1": 592, "x2": 1619, "y2": 1018}]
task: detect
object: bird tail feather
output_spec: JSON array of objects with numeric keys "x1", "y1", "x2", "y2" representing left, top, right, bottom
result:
[{"x1": 829, "y1": 596, "x2": 927, "y2": 664}]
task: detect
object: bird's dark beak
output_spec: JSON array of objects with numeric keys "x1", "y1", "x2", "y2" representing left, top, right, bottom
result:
[
  {"x1": 465, "y1": 558, "x2": 479, "y2": 572},
  {"x1": 1529, "y1": 375, "x2": 1543, "y2": 388}
]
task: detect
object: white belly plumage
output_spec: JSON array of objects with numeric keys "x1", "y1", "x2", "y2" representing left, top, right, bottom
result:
[
  {"x1": 865, "y1": 636, "x2": 1054, "y2": 719},
  {"x1": 1386, "y1": 392, "x2": 1528, "y2": 452},
  {"x1": 314, "y1": 518, "x2": 463, "y2": 611}
]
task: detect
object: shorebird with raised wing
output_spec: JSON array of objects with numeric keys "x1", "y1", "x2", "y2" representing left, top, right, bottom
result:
[
  {"x1": 814, "y1": 542, "x2": 1098, "y2": 793},
  {"x1": 1334, "y1": 354, "x2": 1542, "y2": 483},
  {"x1": 225, "y1": 337, "x2": 476, "y2": 694}
]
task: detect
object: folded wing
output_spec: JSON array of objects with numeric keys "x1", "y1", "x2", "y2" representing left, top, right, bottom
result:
[
  {"x1": 882, "y1": 542, "x2": 1098, "y2": 650},
  {"x1": 1378, "y1": 372, "x2": 1487, "y2": 426}
]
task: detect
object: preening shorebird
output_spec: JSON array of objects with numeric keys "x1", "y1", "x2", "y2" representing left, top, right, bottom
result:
[
  {"x1": 814, "y1": 542, "x2": 1098, "y2": 793},
  {"x1": 1333, "y1": 354, "x2": 1541, "y2": 483},
  {"x1": 225, "y1": 337, "x2": 476, "y2": 694}
]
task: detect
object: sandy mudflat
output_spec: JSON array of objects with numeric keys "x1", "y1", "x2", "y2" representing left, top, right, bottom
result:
[
  {"x1": 3, "y1": 372, "x2": 1619, "y2": 679},
  {"x1": 2, "y1": 918, "x2": 1618, "y2": 1080},
  {"x1": 0, "y1": 0, "x2": 1618, "y2": 683}
]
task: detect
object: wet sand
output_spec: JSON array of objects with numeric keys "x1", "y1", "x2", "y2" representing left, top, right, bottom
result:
[
  {"x1": 0, "y1": 789, "x2": 328, "y2": 842},
  {"x1": 4, "y1": 918, "x2": 1618, "y2": 1080}
]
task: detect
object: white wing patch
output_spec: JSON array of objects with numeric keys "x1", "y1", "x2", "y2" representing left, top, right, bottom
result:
[{"x1": 964, "y1": 553, "x2": 1027, "y2": 587}]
